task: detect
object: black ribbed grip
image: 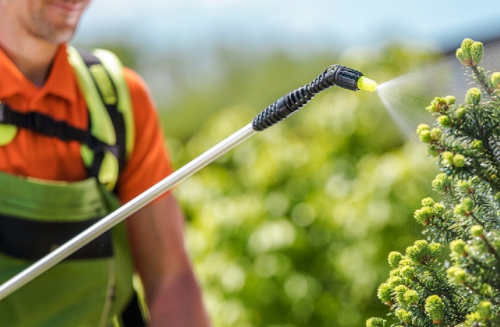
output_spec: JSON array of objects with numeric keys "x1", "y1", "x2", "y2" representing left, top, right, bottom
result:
[{"x1": 252, "y1": 65, "x2": 362, "y2": 131}]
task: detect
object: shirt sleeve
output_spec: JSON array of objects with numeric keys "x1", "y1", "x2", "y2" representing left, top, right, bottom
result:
[{"x1": 115, "y1": 67, "x2": 174, "y2": 204}]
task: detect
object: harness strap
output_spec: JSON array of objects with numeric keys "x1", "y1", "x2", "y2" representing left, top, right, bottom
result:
[
  {"x1": 84, "y1": 55, "x2": 128, "y2": 170},
  {"x1": 68, "y1": 46, "x2": 120, "y2": 190},
  {"x1": 68, "y1": 46, "x2": 134, "y2": 191},
  {"x1": 76, "y1": 50, "x2": 131, "y2": 167},
  {"x1": 0, "y1": 102, "x2": 119, "y2": 156},
  {"x1": 92, "y1": 49, "x2": 135, "y2": 162},
  {"x1": 0, "y1": 213, "x2": 113, "y2": 261}
]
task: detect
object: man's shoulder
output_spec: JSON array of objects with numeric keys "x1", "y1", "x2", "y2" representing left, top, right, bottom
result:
[
  {"x1": 121, "y1": 67, "x2": 149, "y2": 92},
  {"x1": 67, "y1": 46, "x2": 149, "y2": 93}
]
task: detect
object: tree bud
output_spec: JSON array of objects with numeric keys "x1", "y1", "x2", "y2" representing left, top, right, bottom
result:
[
  {"x1": 465, "y1": 87, "x2": 481, "y2": 105},
  {"x1": 366, "y1": 317, "x2": 386, "y2": 327},
  {"x1": 454, "y1": 204, "x2": 466, "y2": 216},
  {"x1": 400, "y1": 266, "x2": 415, "y2": 281},
  {"x1": 417, "y1": 124, "x2": 431, "y2": 143},
  {"x1": 455, "y1": 107, "x2": 467, "y2": 119},
  {"x1": 395, "y1": 309, "x2": 412, "y2": 324},
  {"x1": 430, "y1": 128, "x2": 441, "y2": 141},
  {"x1": 429, "y1": 242, "x2": 442, "y2": 257},
  {"x1": 447, "y1": 266, "x2": 466, "y2": 283},
  {"x1": 387, "y1": 276, "x2": 404, "y2": 289},
  {"x1": 456, "y1": 48, "x2": 470, "y2": 65},
  {"x1": 456, "y1": 48, "x2": 466, "y2": 64},
  {"x1": 441, "y1": 151, "x2": 454, "y2": 166},
  {"x1": 477, "y1": 301, "x2": 493, "y2": 320},
  {"x1": 462, "y1": 197, "x2": 474, "y2": 212},
  {"x1": 388, "y1": 251, "x2": 404, "y2": 269},
  {"x1": 471, "y1": 140, "x2": 484, "y2": 151},
  {"x1": 444, "y1": 95, "x2": 456, "y2": 105},
  {"x1": 426, "y1": 97, "x2": 448, "y2": 113},
  {"x1": 398, "y1": 258, "x2": 414, "y2": 268},
  {"x1": 460, "y1": 38, "x2": 474, "y2": 60},
  {"x1": 457, "y1": 180, "x2": 472, "y2": 193},
  {"x1": 453, "y1": 154, "x2": 465, "y2": 167},
  {"x1": 437, "y1": 115, "x2": 450, "y2": 127},
  {"x1": 470, "y1": 225, "x2": 483, "y2": 237},
  {"x1": 425, "y1": 295, "x2": 445, "y2": 324},
  {"x1": 414, "y1": 207, "x2": 432, "y2": 225},
  {"x1": 450, "y1": 239, "x2": 466, "y2": 255},
  {"x1": 389, "y1": 268, "x2": 401, "y2": 278},
  {"x1": 416, "y1": 124, "x2": 430, "y2": 134},
  {"x1": 404, "y1": 290, "x2": 418, "y2": 305},
  {"x1": 421, "y1": 197, "x2": 434, "y2": 207},
  {"x1": 418, "y1": 129, "x2": 431, "y2": 143},
  {"x1": 432, "y1": 173, "x2": 450, "y2": 194},
  {"x1": 470, "y1": 41, "x2": 484, "y2": 66},
  {"x1": 480, "y1": 284, "x2": 494, "y2": 297},
  {"x1": 491, "y1": 72, "x2": 500, "y2": 88},
  {"x1": 406, "y1": 240, "x2": 430, "y2": 264},
  {"x1": 394, "y1": 285, "x2": 408, "y2": 305},
  {"x1": 377, "y1": 283, "x2": 392, "y2": 304}
]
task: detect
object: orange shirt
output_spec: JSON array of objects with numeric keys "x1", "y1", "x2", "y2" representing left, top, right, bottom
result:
[{"x1": 0, "y1": 44, "x2": 173, "y2": 204}]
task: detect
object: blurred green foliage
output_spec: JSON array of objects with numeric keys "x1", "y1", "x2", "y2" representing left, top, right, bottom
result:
[{"x1": 155, "y1": 45, "x2": 442, "y2": 326}]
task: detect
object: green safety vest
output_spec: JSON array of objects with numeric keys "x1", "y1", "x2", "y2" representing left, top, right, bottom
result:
[{"x1": 0, "y1": 46, "x2": 144, "y2": 327}]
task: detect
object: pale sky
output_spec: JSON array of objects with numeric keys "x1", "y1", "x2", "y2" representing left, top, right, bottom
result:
[{"x1": 75, "y1": 0, "x2": 500, "y2": 55}]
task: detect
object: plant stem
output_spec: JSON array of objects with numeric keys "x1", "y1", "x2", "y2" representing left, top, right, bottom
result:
[
  {"x1": 481, "y1": 234, "x2": 500, "y2": 265},
  {"x1": 471, "y1": 66, "x2": 494, "y2": 98},
  {"x1": 470, "y1": 213, "x2": 484, "y2": 226}
]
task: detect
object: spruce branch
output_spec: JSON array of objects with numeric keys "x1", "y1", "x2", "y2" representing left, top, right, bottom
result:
[{"x1": 368, "y1": 37, "x2": 500, "y2": 327}]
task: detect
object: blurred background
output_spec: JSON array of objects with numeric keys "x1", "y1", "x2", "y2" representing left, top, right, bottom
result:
[{"x1": 74, "y1": 1, "x2": 500, "y2": 326}]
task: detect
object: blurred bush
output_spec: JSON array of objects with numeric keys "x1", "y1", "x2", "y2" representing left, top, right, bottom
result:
[{"x1": 160, "y1": 45, "x2": 441, "y2": 326}]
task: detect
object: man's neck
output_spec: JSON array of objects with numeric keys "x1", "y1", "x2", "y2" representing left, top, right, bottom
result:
[{"x1": 0, "y1": 32, "x2": 59, "y2": 87}]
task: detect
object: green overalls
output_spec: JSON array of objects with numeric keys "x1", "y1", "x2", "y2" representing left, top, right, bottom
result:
[{"x1": 0, "y1": 46, "x2": 144, "y2": 327}]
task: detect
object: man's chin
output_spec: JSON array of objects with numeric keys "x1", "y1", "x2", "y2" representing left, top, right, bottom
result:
[
  {"x1": 43, "y1": 9, "x2": 81, "y2": 42},
  {"x1": 35, "y1": 27, "x2": 77, "y2": 44}
]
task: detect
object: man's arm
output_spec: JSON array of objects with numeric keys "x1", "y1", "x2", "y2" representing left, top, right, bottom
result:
[{"x1": 126, "y1": 193, "x2": 212, "y2": 327}]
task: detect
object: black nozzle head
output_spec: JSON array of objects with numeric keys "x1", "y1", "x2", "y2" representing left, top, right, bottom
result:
[{"x1": 326, "y1": 65, "x2": 363, "y2": 91}]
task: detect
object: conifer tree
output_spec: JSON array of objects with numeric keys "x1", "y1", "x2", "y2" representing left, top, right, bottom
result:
[{"x1": 368, "y1": 38, "x2": 500, "y2": 326}]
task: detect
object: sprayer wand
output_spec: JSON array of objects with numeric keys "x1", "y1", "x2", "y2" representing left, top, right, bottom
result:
[
  {"x1": 0, "y1": 65, "x2": 377, "y2": 300},
  {"x1": 253, "y1": 65, "x2": 377, "y2": 130}
]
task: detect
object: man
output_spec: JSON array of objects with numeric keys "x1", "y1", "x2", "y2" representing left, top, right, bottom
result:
[{"x1": 0, "y1": 0, "x2": 211, "y2": 326}]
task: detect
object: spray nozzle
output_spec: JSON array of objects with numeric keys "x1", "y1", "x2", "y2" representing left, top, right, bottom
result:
[
  {"x1": 357, "y1": 76, "x2": 378, "y2": 92},
  {"x1": 252, "y1": 64, "x2": 377, "y2": 131},
  {"x1": 324, "y1": 65, "x2": 377, "y2": 92}
]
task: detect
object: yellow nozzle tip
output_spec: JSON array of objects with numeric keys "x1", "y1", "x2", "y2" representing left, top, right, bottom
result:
[{"x1": 357, "y1": 76, "x2": 377, "y2": 92}]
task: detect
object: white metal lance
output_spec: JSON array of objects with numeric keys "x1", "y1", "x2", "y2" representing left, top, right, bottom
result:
[{"x1": 0, "y1": 64, "x2": 373, "y2": 300}]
